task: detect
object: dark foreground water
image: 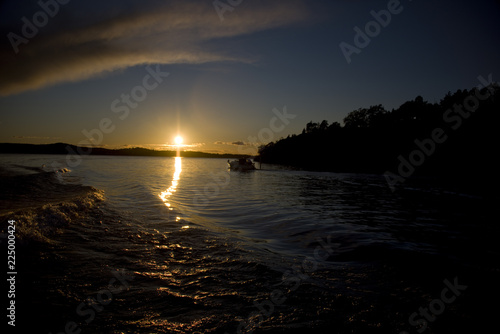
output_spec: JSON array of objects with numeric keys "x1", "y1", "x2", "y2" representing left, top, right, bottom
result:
[{"x1": 1, "y1": 154, "x2": 499, "y2": 333}]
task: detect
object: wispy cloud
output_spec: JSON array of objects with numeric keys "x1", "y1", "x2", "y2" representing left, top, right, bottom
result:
[
  {"x1": 0, "y1": 0, "x2": 308, "y2": 96},
  {"x1": 214, "y1": 140, "x2": 258, "y2": 146},
  {"x1": 230, "y1": 141, "x2": 259, "y2": 147},
  {"x1": 12, "y1": 135, "x2": 61, "y2": 139}
]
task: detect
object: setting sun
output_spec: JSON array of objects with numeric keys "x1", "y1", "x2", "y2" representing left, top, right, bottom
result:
[{"x1": 174, "y1": 136, "x2": 183, "y2": 145}]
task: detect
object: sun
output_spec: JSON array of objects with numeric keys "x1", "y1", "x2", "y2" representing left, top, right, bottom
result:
[{"x1": 174, "y1": 136, "x2": 183, "y2": 145}]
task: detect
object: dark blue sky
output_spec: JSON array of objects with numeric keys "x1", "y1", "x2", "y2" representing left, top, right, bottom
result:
[{"x1": 1, "y1": 0, "x2": 499, "y2": 153}]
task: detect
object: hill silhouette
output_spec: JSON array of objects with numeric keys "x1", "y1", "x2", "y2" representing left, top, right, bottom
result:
[
  {"x1": 0, "y1": 143, "x2": 248, "y2": 159},
  {"x1": 258, "y1": 84, "x2": 499, "y2": 191}
]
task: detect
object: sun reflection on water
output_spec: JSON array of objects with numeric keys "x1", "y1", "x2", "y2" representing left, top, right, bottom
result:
[{"x1": 159, "y1": 157, "x2": 182, "y2": 211}]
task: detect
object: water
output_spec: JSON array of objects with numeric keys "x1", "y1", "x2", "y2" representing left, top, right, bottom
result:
[{"x1": 1, "y1": 154, "x2": 498, "y2": 333}]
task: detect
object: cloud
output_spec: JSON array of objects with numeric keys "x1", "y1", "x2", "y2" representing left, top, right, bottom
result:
[
  {"x1": 0, "y1": 0, "x2": 308, "y2": 96},
  {"x1": 12, "y1": 135, "x2": 61, "y2": 139},
  {"x1": 214, "y1": 141, "x2": 237, "y2": 145},
  {"x1": 214, "y1": 140, "x2": 257, "y2": 146}
]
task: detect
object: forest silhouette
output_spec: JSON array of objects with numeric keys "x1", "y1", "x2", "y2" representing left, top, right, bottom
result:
[
  {"x1": 0, "y1": 143, "x2": 247, "y2": 159},
  {"x1": 258, "y1": 84, "x2": 499, "y2": 190}
]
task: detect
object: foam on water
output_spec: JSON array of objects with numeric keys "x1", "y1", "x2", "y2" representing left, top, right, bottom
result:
[
  {"x1": 1, "y1": 155, "x2": 499, "y2": 333},
  {"x1": 0, "y1": 164, "x2": 104, "y2": 243}
]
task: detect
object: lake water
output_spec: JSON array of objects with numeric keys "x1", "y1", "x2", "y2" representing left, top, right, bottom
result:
[{"x1": 1, "y1": 154, "x2": 498, "y2": 333}]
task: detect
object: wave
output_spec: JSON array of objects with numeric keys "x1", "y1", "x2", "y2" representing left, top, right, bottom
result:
[{"x1": 0, "y1": 164, "x2": 104, "y2": 243}]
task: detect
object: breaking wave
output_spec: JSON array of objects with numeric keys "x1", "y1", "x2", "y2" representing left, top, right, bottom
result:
[{"x1": 0, "y1": 164, "x2": 104, "y2": 243}]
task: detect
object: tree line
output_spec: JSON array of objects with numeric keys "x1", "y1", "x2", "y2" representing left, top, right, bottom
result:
[{"x1": 257, "y1": 84, "x2": 499, "y2": 186}]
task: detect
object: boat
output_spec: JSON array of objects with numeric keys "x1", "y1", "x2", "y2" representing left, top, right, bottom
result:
[{"x1": 227, "y1": 158, "x2": 256, "y2": 171}]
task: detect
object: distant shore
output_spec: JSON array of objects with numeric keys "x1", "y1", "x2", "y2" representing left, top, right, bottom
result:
[{"x1": 0, "y1": 143, "x2": 250, "y2": 159}]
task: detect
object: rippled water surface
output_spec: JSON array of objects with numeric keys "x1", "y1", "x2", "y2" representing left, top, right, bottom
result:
[{"x1": 1, "y1": 154, "x2": 498, "y2": 333}]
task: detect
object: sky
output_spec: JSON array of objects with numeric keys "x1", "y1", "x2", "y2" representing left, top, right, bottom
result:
[{"x1": 0, "y1": 0, "x2": 499, "y2": 154}]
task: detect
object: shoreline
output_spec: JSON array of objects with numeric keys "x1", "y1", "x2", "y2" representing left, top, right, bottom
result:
[{"x1": 0, "y1": 142, "x2": 250, "y2": 159}]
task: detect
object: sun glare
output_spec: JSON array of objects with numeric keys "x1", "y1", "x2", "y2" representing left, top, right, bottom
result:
[{"x1": 174, "y1": 136, "x2": 183, "y2": 145}]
